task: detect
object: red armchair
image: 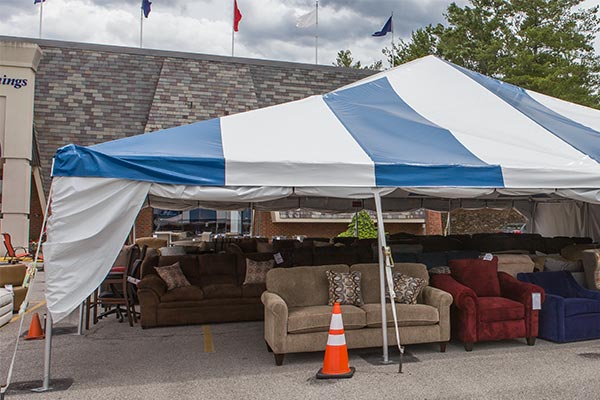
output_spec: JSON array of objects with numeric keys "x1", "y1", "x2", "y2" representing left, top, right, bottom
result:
[{"x1": 430, "y1": 257, "x2": 544, "y2": 351}]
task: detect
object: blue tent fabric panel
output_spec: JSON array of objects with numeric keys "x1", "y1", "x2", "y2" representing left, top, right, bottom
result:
[
  {"x1": 323, "y1": 77, "x2": 504, "y2": 187},
  {"x1": 450, "y1": 62, "x2": 600, "y2": 164},
  {"x1": 53, "y1": 119, "x2": 226, "y2": 185}
]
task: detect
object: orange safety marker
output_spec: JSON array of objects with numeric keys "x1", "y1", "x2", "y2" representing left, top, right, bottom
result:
[
  {"x1": 24, "y1": 312, "x2": 45, "y2": 340},
  {"x1": 316, "y1": 302, "x2": 355, "y2": 379}
]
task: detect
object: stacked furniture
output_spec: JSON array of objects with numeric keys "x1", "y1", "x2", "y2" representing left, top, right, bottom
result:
[
  {"x1": 0, "y1": 264, "x2": 27, "y2": 312},
  {"x1": 261, "y1": 263, "x2": 452, "y2": 365},
  {"x1": 0, "y1": 288, "x2": 13, "y2": 327},
  {"x1": 430, "y1": 257, "x2": 544, "y2": 351},
  {"x1": 518, "y1": 271, "x2": 600, "y2": 342}
]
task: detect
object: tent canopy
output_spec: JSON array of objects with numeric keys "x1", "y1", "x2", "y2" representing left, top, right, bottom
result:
[{"x1": 45, "y1": 55, "x2": 600, "y2": 321}]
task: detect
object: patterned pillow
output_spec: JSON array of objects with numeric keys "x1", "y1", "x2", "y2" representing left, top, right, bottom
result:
[
  {"x1": 154, "y1": 262, "x2": 191, "y2": 291},
  {"x1": 392, "y1": 272, "x2": 426, "y2": 304},
  {"x1": 326, "y1": 270, "x2": 363, "y2": 306},
  {"x1": 428, "y1": 266, "x2": 451, "y2": 275},
  {"x1": 244, "y1": 259, "x2": 275, "y2": 284}
]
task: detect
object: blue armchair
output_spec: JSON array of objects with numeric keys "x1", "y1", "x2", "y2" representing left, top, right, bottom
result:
[{"x1": 517, "y1": 271, "x2": 600, "y2": 343}]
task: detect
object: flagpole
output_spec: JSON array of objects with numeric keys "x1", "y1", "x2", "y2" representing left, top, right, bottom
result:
[
  {"x1": 140, "y1": 6, "x2": 143, "y2": 48},
  {"x1": 39, "y1": 0, "x2": 44, "y2": 39},
  {"x1": 390, "y1": 11, "x2": 394, "y2": 68},
  {"x1": 231, "y1": 1, "x2": 235, "y2": 57},
  {"x1": 315, "y1": 0, "x2": 319, "y2": 64}
]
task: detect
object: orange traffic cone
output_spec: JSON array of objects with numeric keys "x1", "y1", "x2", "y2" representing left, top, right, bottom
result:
[
  {"x1": 316, "y1": 302, "x2": 355, "y2": 379},
  {"x1": 24, "y1": 313, "x2": 45, "y2": 340}
]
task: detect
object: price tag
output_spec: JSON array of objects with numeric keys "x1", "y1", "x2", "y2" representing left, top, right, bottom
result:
[
  {"x1": 127, "y1": 276, "x2": 141, "y2": 285},
  {"x1": 482, "y1": 253, "x2": 493, "y2": 261},
  {"x1": 273, "y1": 253, "x2": 284, "y2": 265},
  {"x1": 532, "y1": 293, "x2": 541, "y2": 310}
]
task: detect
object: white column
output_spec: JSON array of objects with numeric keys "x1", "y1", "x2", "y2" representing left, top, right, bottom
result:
[{"x1": 0, "y1": 42, "x2": 43, "y2": 248}]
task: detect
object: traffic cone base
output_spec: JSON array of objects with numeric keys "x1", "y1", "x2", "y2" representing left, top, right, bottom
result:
[
  {"x1": 24, "y1": 312, "x2": 45, "y2": 340},
  {"x1": 317, "y1": 366, "x2": 355, "y2": 380}
]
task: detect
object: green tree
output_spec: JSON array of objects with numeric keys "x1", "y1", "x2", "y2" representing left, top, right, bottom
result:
[
  {"x1": 333, "y1": 49, "x2": 383, "y2": 71},
  {"x1": 337, "y1": 210, "x2": 378, "y2": 239},
  {"x1": 385, "y1": 0, "x2": 600, "y2": 107}
]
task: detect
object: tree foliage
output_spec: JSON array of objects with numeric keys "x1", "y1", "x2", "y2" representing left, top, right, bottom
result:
[
  {"x1": 385, "y1": 0, "x2": 600, "y2": 107},
  {"x1": 334, "y1": 50, "x2": 383, "y2": 71},
  {"x1": 337, "y1": 210, "x2": 378, "y2": 239}
]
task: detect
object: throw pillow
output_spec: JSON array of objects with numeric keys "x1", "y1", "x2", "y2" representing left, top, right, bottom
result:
[
  {"x1": 544, "y1": 258, "x2": 583, "y2": 272},
  {"x1": 428, "y1": 266, "x2": 451, "y2": 275},
  {"x1": 154, "y1": 262, "x2": 191, "y2": 291},
  {"x1": 392, "y1": 272, "x2": 426, "y2": 304},
  {"x1": 450, "y1": 257, "x2": 501, "y2": 297},
  {"x1": 326, "y1": 270, "x2": 363, "y2": 306},
  {"x1": 256, "y1": 241, "x2": 273, "y2": 253},
  {"x1": 244, "y1": 259, "x2": 275, "y2": 284}
]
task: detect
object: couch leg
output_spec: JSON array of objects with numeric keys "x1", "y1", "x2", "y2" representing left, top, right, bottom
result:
[
  {"x1": 464, "y1": 342, "x2": 474, "y2": 352},
  {"x1": 439, "y1": 342, "x2": 447, "y2": 353},
  {"x1": 274, "y1": 353, "x2": 284, "y2": 366},
  {"x1": 266, "y1": 341, "x2": 273, "y2": 353},
  {"x1": 526, "y1": 337, "x2": 536, "y2": 346}
]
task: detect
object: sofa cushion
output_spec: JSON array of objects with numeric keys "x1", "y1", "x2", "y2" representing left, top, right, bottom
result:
[
  {"x1": 158, "y1": 255, "x2": 201, "y2": 285},
  {"x1": 198, "y1": 254, "x2": 237, "y2": 276},
  {"x1": 266, "y1": 265, "x2": 349, "y2": 307},
  {"x1": 544, "y1": 258, "x2": 583, "y2": 272},
  {"x1": 154, "y1": 262, "x2": 192, "y2": 291},
  {"x1": 450, "y1": 258, "x2": 501, "y2": 297},
  {"x1": 326, "y1": 270, "x2": 363, "y2": 306},
  {"x1": 202, "y1": 284, "x2": 242, "y2": 299},
  {"x1": 564, "y1": 298, "x2": 600, "y2": 317},
  {"x1": 478, "y1": 297, "x2": 524, "y2": 323},
  {"x1": 361, "y1": 303, "x2": 439, "y2": 328},
  {"x1": 496, "y1": 254, "x2": 536, "y2": 277},
  {"x1": 393, "y1": 253, "x2": 418, "y2": 263},
  {"x1": 161, "y1": 285, "x2": 204, "y2": 302},
  {"x1": 392, "y1": 272, "x2": 426, "y2": 304},
  {"x1": 287, "y1": 305, "x2": 366, "y2": 333},
  {"x1": 201, "y1": 275, "x2": 238, "y2": 286},
  {"x1": 243, "y1": 259, "x2": 274, "y2": 284},
  {"x1": 241, "y1": 283, "x2": 266, "y2": 298}
]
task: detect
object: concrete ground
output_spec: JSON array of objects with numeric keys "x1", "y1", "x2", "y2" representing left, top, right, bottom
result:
[{"x1": 2, "y1": 272, "x2": 600, "y2": 399}]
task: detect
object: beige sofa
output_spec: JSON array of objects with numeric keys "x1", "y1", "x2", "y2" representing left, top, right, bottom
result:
[{"x1": 261, "y1": 263, "x2": 452, "y2": 365}]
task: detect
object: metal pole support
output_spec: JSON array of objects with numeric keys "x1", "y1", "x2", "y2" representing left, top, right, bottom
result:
[{"x1": 31, "y1": 313, "x2": 53, "y2": 392}]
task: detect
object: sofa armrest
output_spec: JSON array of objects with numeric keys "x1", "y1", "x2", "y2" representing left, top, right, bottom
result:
[
  {"x1": 430, "y1": 274, "x2": 476, "y2": 310},
  {"x1": 576, "y1": 287, "x2": 600, "y2": 301},
  {"x1": 421, "y1": 285, "x2": 453, "y2": 342},
  {"x1": 138, "y1": 274, "x2": 167, "y2": 298},
  {"x1": 499, "y1": 272, "x2": 545, "y2": 338},
  {"x1": 261, "y1": 291, "x2": 289, "y2": 353},
  {"x1": 499, "y1": 272, "x2": 546, "y2": 306},
  {"x1": 421, "y1": 286, "x2": 453, "y2": 308},
  {"x1": 138, "y1": 275, "x2": 166, "y2": 328}
]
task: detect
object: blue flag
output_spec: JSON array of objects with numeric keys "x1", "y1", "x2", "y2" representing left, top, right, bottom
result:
[
  {"x1": 142, "y1": 0, "x2": 152, "y2": 18},
  {"x1": 372, "y1": 16, "x2": 393, "y2": 37},
  {"x1": 34, "y1": 0, "x2": 45, "y2": 3}
]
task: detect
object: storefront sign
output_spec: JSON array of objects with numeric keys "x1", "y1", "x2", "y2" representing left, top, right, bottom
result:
[{"x1": 1, "y1": 74, "x2": 28, "y2": 89}]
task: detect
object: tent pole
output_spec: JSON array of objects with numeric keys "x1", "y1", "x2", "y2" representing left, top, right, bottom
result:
[
  {"x1": 31, "y1": 313, "x2": 53, "y2": 392},
  {"x1": 373, "y1": 188, "x2": 390, "y2": 363}
]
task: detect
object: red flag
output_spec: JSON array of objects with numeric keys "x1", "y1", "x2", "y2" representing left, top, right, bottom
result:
[{"x1": 233, "y1": 0, "x2": 242, "y2": 32}]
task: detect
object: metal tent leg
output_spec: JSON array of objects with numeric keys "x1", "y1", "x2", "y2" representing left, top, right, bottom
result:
[
  {"x1": 373, "y1": 189, "x2": 391, "y2": 364},
  {"x1": 32, "y1": 314, "x2": 53, "y2": 393}
]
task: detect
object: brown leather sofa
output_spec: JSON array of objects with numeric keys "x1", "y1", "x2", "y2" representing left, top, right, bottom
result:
[{"x1": 138, "y1": 253, "x2": 265, "y2": 328}]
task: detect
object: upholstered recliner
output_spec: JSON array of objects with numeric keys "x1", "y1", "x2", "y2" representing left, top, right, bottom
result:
[
  {"x1": 431, "y1": 257, "x2": 544, "y2": 351},
  {"x1": 517, "y1": 271, "x2": 600, "y2": 343}
]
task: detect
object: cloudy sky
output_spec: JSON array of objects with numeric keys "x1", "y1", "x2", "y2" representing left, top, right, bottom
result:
[{"x1": 1, "y1": 0, "x2": 599, "y2": 67}]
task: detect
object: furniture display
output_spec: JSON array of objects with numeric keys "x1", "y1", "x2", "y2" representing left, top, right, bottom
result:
[
  {"x1": 0, "y1": 264, "x2": 27, "y2": 312},
  {"x1": 261, "y1": 263, "x2": 452, "y2": 365},
  {"x1": 517, "y1": 271, "x2": 600, "y2": 342},
  {"x1": 431, "y1": 257, "x2": 544, "y2": 351}
]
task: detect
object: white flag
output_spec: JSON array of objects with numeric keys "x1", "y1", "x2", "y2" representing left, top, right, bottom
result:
[{"x1": 296, "y1": 9, "x2": 317, "y2": 28}]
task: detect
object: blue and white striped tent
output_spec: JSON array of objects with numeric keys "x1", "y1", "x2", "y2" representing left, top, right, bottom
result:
[{"x1": 46, "y1": 55, "x2": 600, "y2": 321}]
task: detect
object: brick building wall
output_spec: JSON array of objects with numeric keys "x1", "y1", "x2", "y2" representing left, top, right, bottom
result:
[
  {"x1": 28, "y1": 180, "x2": 44, "y2": 242},
  {"x1": 253, "y1": 211, "x2": 426, "y2": 239}
]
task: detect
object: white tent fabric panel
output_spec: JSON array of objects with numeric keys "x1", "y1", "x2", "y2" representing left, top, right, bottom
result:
[
  {"x1": 527, "y1": 90, "x2": 600, "y2": 134},
  {"x1": 44, "y1": 177, "x2": 151, "y2": 322},
  {"x1": 532, "y1": 202, "x2": 588, "y2": 240}
]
